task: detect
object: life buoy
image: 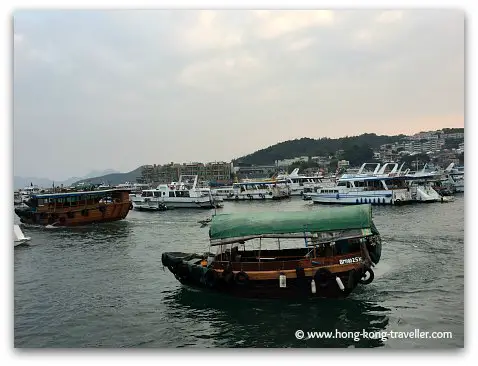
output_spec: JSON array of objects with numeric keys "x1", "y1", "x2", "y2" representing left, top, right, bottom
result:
[
  {"x1": 235, "y1": 271, "x2": 249, "y2": 286},
  {"x1": 358, "y1": 268, "x2": 374, "y2": 285},
  {"x1": 314, "y1": 268, "x2": 333, "y2": 288},
  {"x1": 204, "y1": 269, "x2": 218, "y2": 289}
]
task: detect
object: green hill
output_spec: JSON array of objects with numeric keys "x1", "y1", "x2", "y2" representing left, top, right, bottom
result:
[
  {"x1": 233, "y1": 133, "x2": 405, "y2": 166},
  {"x1": 72, "y1": 166, "x2": 144, "y2": 186}
]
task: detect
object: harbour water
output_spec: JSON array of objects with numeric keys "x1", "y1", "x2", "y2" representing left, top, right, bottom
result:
[{"x1": 14, "y1": 196, "x2": 464, "y2": 348}]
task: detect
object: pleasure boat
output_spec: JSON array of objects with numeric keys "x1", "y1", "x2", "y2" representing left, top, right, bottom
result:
[
  {"x1": 18, "y1": 185, "x2": 41, "y2": 204},
  {"x1": 310, "y1": 163, "x2": 414, "y2": 205},
  {"x1": 226, "y1": 180, "x2": 290, "y2": 201},
  {"x1": 162, "y1": 205, "x2": 382, "y2": 299},
  {"x1": 442, "y1": 163, "x2": 464, "y2": 193},
  {"x1": 276, "y1": 168, "x2": 326, "y2": 196},
  {"x1": 131, "y1": 175, "x2": 222, "y2": 209},
  {"x1": 14, "y1": 189, "x2": 132, "y2": 226}
]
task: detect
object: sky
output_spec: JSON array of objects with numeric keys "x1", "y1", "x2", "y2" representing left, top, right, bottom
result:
[{"x1": 13, "y1": 9, "x2": 464, "y2": 181}]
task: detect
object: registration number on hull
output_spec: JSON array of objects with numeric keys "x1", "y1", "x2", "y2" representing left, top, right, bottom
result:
[{"x1": 339, "y1": 257, "x2": 362, "y2": 265}]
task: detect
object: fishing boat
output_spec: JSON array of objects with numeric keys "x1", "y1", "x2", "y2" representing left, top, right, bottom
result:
[
  {"x1": 14, "y1": 189, "x2": 132, "y2": 226},
  {"x1": 162, "y1": 205, "x2": 381, "y2": 299}
]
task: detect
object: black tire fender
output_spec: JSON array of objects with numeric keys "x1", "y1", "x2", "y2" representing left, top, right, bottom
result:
[
  {"x1": 235, "y1": 271, "x2": 249, "y2": 286},
  {"x1": 359, "y1": 268, "x2": 375, "y2": 285},
  {"x1": 314, "y1": 268, "x2": 333, "y2": 288},
  {"x1": 204, "y1": 269, "x2": 218, "y2": 289}
]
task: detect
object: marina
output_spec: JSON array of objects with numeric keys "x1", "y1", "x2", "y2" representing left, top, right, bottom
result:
[
  {"x1": 13, "y1": 195, "x2": 464, "y2": 347},
  {"x1": 12, "y1": 9, "x2": 465, "y2": 353}
]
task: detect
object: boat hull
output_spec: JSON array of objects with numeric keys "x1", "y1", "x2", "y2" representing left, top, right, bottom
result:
[
  {"x1": 161, "y1": 252, "x2": 370, "y2": 299},
  {"x1": 312, "y1": 194, "x2": 394, "y2": 205},
  {"x1": 14, "y1": 202, "x2": 131, "y2": 226}
]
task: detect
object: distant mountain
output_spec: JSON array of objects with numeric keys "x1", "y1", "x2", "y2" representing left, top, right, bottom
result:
[
  {"x1": 13, "y1": 169, "x2": 121, "y2": 190},
  {"x1": 72, "y1": 166, "x2": 144, "y2": 186},
  {"x1": 233, "y1": 133, "x2": 404, "y2": 166}
]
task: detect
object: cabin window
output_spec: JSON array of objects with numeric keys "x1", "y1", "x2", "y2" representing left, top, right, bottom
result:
[
  {"x1": 346, "y1": 182, "x2": 351, "y2": 188},
  {"x1": 183, "y1": 191, "x2": 190, "y2": 197},
  {"x1": 154, "y1": 192, "x2": 160, "y2": 197},
  {"x1": 337, "y1": 182, "x2": 346, "y2": 187},
  {"x1": 169, "y1": 191, "x2": 175, "y2": 197}
]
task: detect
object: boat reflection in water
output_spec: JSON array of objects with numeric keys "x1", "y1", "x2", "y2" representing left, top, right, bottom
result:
[{"x1": 163, "y1": 287, "x2": 390, "y2": 348}]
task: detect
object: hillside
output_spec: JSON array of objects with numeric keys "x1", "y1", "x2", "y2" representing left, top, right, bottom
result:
[
  {"x1": 14, "y1": 169, "x2": 120, "y2": 189},
  {"x1": 233, "y1": 133, "x2": 405, "y2": 166},
  {"x1": 72, "y1": 166, "x2": 144, "y2": 186}
]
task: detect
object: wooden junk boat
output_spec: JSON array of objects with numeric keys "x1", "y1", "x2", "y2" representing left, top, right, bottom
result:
[
  {"x1": 14, "y1": 189, "x2": 132, "y2": 226},
  {"x1": 162, "y1": 204, "x2": 382, "y2": 299}
]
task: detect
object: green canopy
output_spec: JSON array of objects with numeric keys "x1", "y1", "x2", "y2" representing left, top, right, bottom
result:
[{"x1": 209, "y1": 204, "x2": 376, "y2": 241}]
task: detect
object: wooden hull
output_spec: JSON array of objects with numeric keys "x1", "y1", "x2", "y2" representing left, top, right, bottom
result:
[
  {"x1": 15, "y1": 202, "x2": 131, "y2": 226},
  {"x1": 162, "y1": 252, "x2": 372, "y2": 299}
]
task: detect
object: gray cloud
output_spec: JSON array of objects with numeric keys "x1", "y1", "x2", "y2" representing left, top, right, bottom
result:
[{"x1": 13, "y1": 10, "x2": 464, "y2": 180}]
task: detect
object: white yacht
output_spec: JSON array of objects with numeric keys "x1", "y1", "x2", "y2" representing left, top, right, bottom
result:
[
  {"x1": 211, "y1": 186, "x2": 235, "y2": 198},
  {"x1": 18, "y1": 185, "x2": 41, "y2": 204},
  {"x1": 276, "y1": 168, "x2": 326, "y2": 196},
  {"x1": 311, "y1": 175, "x2": 413, "y2": 205},
  {"x1": 310, "y1": 163, "x2": 414, "y2": 205},
  {"x1": 226, "y1": 180, "x2": 290, "y2": 201},
  {"x1": 311, "y1": 162, "x2": 446, "y2": 205},
  {"x1": 443, "y1": 163, "x2": 464, "y2": 193},
  {"x1": 131, "y1": 175, "x2": 221, "y2": 209}
]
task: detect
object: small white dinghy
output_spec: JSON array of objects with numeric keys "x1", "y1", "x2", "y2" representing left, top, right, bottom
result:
[{"x1": 14, "y1": 224, "x2": 31, "y2": 246}]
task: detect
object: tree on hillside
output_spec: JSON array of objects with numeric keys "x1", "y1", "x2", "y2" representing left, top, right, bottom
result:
[
  {"x1": 233, "y1": 133, "x2": 399, "y2": 166},
  {"x1": 343, "y1": 144, "x2": 374, "y2": 166}
]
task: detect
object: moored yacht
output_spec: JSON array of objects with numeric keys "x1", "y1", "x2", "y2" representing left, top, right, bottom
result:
[
  {"x1": 276, "y1": 168, "x2": 326, "y2": 196},
  {"x1": 132, "y1": 175, "x2": 221, "y2": 209},
  {"x1": 311, "y1": 175, "x2": 413, "y2": 205},
  {"x1": 226, "y1": 180, "x2": 290, "y2": 201}
]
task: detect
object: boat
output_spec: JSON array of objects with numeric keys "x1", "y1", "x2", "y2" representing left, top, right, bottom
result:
[
  {"x1": 161, "y1": 205, "x2": 381, "y2": 299},
  {"x1": 131, "y1": 175, "x2": 222, "y2": 209},
  {"x1": 276, "y1": 168, "x2": 326, "y2": 196},
  {"x1": 310, "y1": 174, "x2": 413, "y2": 205},
  {"x1": 443, "y1": 163, "x2": 464, "y2": 193},
  {"x1": 14, "y1": 189, "x2": 132, "y2": 226},
  {"x1": 210, "y1": 187, "x2": 235, "y2": 198},
  {"x1": 14, "y1": 224, "x2": 31, "y2": 246},
  {"x1": 18, "y1": 185, "x2": 41, "y2": 204},
  {"x1": 225, "y1": 180, "x2": 290, "y2": 201},
  {"x1": 14, "y1": 191, "x2": 23, "y2": 205}
]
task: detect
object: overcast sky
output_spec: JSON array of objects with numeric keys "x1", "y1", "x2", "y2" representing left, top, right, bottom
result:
[{"x1": 13, "y1": 9, "x2": 464, "y2": 181}]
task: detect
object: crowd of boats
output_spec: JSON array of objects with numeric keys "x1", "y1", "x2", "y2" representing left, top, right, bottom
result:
[
  {"x1": 13, "y1": 161, "x2": 464, "y2": 222},
  {"x1": 13, "y1": 161, "x2": 463, "y2": 299}
]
